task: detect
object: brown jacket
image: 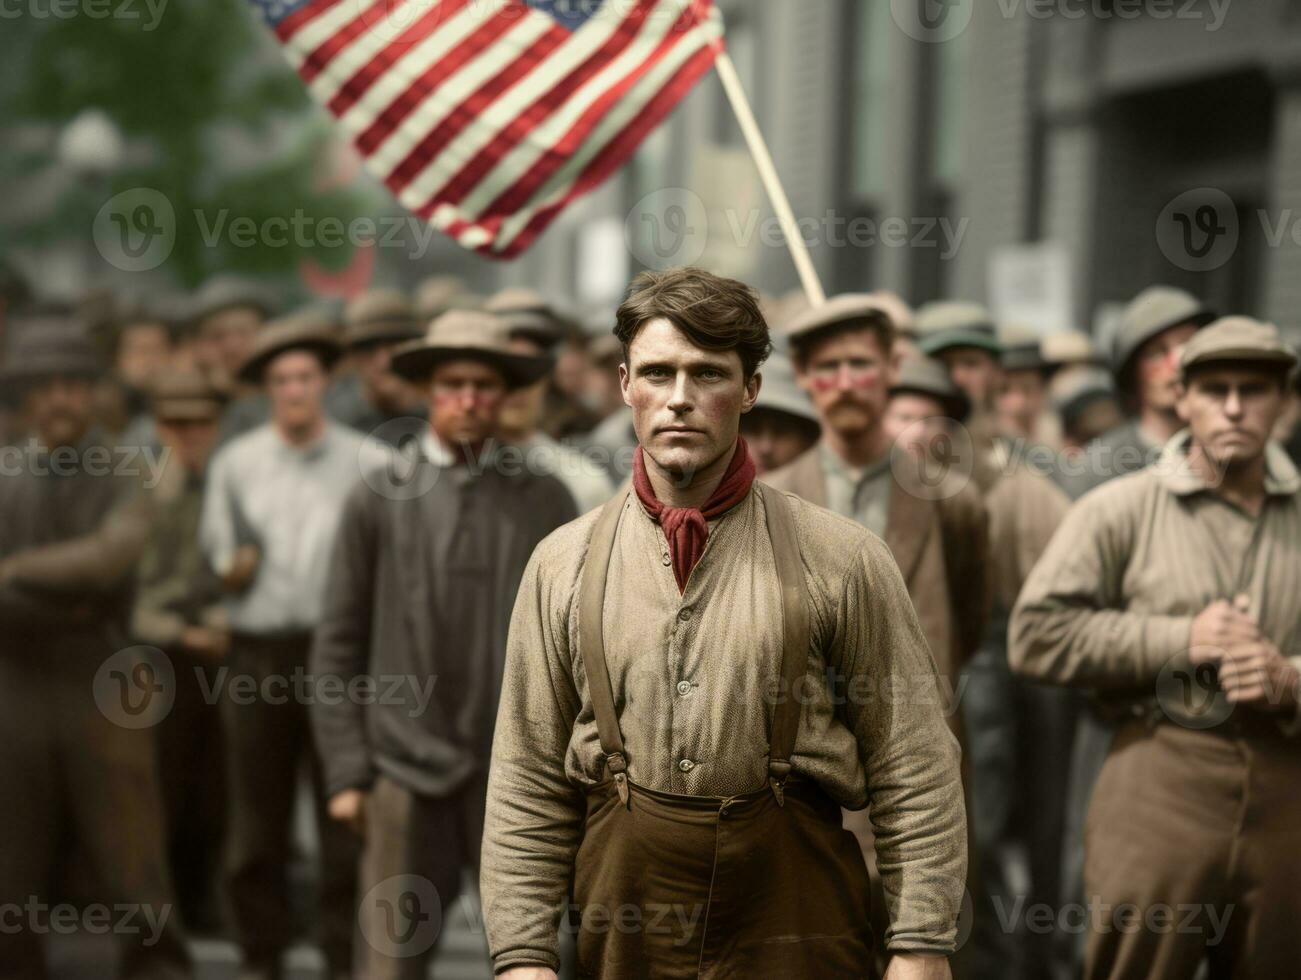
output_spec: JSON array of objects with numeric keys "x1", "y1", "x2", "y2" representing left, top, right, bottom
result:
[{"x1": 766, "y1": 445, "x2": 989, "y2": 699}]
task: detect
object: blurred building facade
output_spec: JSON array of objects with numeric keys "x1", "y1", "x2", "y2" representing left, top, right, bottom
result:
[{"x1": 512, "y1": 0, "x2": 1301, "y2": 342}]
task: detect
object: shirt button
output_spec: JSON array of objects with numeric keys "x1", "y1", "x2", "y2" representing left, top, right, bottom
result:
[
  {"x1": 678, "y1": 607, "x2": 692, "y2": 622},
  {"x1": 676, "y1": 680, "x2": 692, "y2": 696},
  {"x1": 678, "y1": 758, "x2": 695, "y2": 772}
]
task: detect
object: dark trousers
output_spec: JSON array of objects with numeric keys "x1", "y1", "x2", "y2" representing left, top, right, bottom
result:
[
  {"x1": 0, "y1": 643, "x2": 191, "y2": 980},
  {"x1": 355, "y1": 773, "x2": 489, "y2": 980},
  {"x1": 155, "y1": 648, "x2": 227, "y2": 931},
  {"x1": 1085, "y1": 722, "x2": 1301, "y2": 979},
  {"x1": 222, "y1": 632, "x2": 359, "y2": 976}
]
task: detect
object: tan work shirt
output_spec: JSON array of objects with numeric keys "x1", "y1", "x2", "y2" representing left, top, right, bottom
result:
[
  {"x1": 481, "y1": 484, "x2": 967, "y2": 972},
  {"x1": 821, "y1": 442, "x2": 894, "y2": 537},
  {"x1": 1011, "y1": 432, "x2": 1301, "y2": 731}
]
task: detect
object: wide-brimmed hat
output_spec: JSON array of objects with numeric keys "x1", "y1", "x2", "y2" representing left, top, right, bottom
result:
[
  {"x1": 890, "y1": 354, "x2": 971, "y2": 421},
  {"x1": 1, "y1": 313, "x2": 102, "y2": 382},
  {"x1": 1111, "y1": 285, "x2": 1214, "y2": 379},
  {"x1": 151, "y1": 371, "x2": 227, "y2": 422},
  {"x1": 342, "y1": 289, "x2": 422, "y2": 349},
  {"x1": 784, "y1": 294, "x2": 896, "y2": 351},
  {"x1": 998, "y1": 325, "x2": 1048, "y2": 373},
  {"x1": 190, "y1": 274, "x2": 277, "y2": 325},
  {"x1": 237, "y1": 309, "x2": 342, "y2": 384},
  {"x1": 414, "y1": 275, "x2": 478, "y2": 321},
  {"x1": 1178, "y1": 316, "x2": 1298, "y2": 381},
  {"x1": 483, "y1": 287, "x2": 573, "y2": 350},
  {"x1": 389, "y1": 310, "x2": 552, "y2": 389},
  {"x1": 915, "y1": 301, "x2": 1001, "y2": 357},
  {"x1": 751, "y1": 351, "x2": 820, "y2": 431},
  {"x1": 1041, "y1": 330, "x2": 1102, "y2": 371}
]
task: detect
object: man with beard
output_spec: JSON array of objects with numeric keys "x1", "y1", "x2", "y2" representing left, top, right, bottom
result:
[
  {"x1": 1012, "y1": 318, "x2": 1301, "y2": 978},
  {"x1": 0, "y1": 313, "x2": 191, "y2": 979},
  {"x1": 482, "y1": 271, "x2": 967, "y2": 980},
  {"x1": 313, "y1": 310, "x2": 577, "y2": 979}
]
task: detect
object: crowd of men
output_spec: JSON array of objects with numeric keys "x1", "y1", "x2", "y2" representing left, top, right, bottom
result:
[{"x1": 0, "y1": 262, "x2": 1299, "y2": 980}]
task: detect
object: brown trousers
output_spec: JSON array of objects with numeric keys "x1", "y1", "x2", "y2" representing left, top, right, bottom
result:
[
  {"x1": 354, "y1": 773, "x2": 488, "y2": 980},
  {"x1": 1084, "y1": 721, "x2": 1301, "y2": 979},
  {"x1": 0, "y1": 643, "x2": 191, "y2": 979},
  {"x1": 222, "y1": 632, "x2": 359, "y2": 975}
]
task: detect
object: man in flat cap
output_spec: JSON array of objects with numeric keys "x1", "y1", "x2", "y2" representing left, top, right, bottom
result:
[
  {"x1": 325, "y1": 289, "x2": 425, "y2": 444},
  {"x1": 487, "y1": 288, "x2": 614, "y2": 512},
  {"x1": 1013, "y1": 317, "x2": 1301, "y2": 979},
  {"x1": 131, "y1": 372, "x2": 229, "y2": 932},
  {"x1": 0, "y1": 313, "x2": 191, "y2": 978},
  {"x1": 996, "y1": 325, "x2": 1059, "y2": 449},
  {"x1": 200, "y1": 311, "x2": 386, "y2": 980},
  {"x1": 483, "y1": 268, "x2": 966, "y2": 980},
  {"x1": 311, "y1": 310, "x2": 576, "y2": 979},
  {"x1": 739, "y1": 349, "x2": 821, "y2": 475}
]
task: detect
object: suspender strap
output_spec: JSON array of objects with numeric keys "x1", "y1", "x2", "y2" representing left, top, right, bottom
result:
[
  {"x1": 579, "y1": 491, "x2": 632, "y2": 805},
  {"x1": 760, "y1": 483, "x2": 809, "y2": 807}
]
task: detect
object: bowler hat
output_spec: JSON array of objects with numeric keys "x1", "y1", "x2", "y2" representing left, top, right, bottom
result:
[
  {"x1": 390, "y1": 310, "x2": 552, "y2": 389},
  {"x1": 1177, "y1": 316, "x2": 1298, "y2": 381},
  {"x1": 1111, "y1": 286, "x2": 1214, "y2": 379},
  {"x1": 890, "y1": 354, "x2": 970, "y2": 421},
  {"x1": 237, "y1": 309, "x2": 342, "y2": 384}
]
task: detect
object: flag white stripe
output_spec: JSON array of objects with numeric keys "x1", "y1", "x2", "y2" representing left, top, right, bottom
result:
[
  {"x1": 282, "y1": 0, "x2": 384, "y2": 70},
  {"x1": 397, "y1": 0, "x2": 667, "y2": 210},
  {"x1": 305, "y1": 0, "x2": 432, "y2": 106}
]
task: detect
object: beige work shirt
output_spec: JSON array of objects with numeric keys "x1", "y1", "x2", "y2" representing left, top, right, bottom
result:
[
  {"x1": 1011, "y1": 432, "x2": 1301, "y2": 731},
  {"x1": 481, "y1": 484, "x2": 967, "y2": 973},
  {"x1": 821, "y1": 442, "x2": 894, "y2": 537}
]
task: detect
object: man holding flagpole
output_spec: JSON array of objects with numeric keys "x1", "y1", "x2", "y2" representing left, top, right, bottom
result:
[{"x1": 481, "y1": 267, "x2": 965, "y2": 980}]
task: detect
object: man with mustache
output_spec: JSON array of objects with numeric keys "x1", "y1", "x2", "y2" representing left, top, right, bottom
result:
[
  {"x1": 482, "y1": 269, "x2": 966, "y2": 980},
  {"x1": 1012, "y1": 318, "x2": 1301, "y2": 978}
]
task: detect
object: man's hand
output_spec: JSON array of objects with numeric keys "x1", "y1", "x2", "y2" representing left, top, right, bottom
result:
[
  {"x1": 884, "y1": 953, "x2": 952, "y2": 980},
  {"x1": 1219, "y1": 640, "x2": 1300, "y2": 711},
  {"x1": 328, "y1": 788, "x2": 368, "y2": 836},
  {"x1": 221, "y1": 544, "x2": 261, "y2": 594},
  {"x1": 496, "y1": 969, "x2": 558, "y2": 980},
  {"x1": 182, "y1": 625, "x2": 230, "y2": 660},
  {"x1": 1189, "y1": 597, "x2": 1260, "y2": 664}
]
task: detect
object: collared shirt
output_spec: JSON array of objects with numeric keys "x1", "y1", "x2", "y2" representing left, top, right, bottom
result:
[
  {"x1": 481, "y1": 485, "x2": 967, "y2": 972},
  {"x1": 200, "y1": 422, "x2": 388, "y2": 634},
  {"x1": 1012, "y1": 431, "x2": 1301, "y2": 732},
  {"x1": 819, "y1": 442, "x2": 893, "y2": 536}
]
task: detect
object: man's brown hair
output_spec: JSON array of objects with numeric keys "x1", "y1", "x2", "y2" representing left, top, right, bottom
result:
[{"x1": 614, "y1": 267, "x2": 772, "y2": 378}]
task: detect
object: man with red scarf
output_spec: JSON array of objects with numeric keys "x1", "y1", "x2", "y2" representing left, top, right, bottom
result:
[{"x1": 480, "y1": 267, "x2": 967, "y2": 980}]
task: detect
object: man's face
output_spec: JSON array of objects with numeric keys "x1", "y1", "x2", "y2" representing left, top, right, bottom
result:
[
  {"x1": 996, "y1": 368, "x2": 1047, "y2": 437},
  {"x1": 938, "y1": 347, "x2": 1001, "y2": 411},
  {"x1": 1135, "y1": 322, "x2": 1199, "y2": 412},
  {"x1": 265, "y1": 350, "x2": 329, "y2": 433},
  {"x1": 884, "y1": 392, "x2": 951, "y2": 449},
  {"x1": 795, "y1": 328, "x2": 892, "y2": 440},
  {"x1": 201, "y1": 305, "x2": 264, "y2": 379},
  {"x1": 620, "y1": 317, "x2": 757, "y2": 480},
  {"x1": 116, "y1": 321, "x2": 171, "y2": 389},
  {"x1": 354, "y1": 342, "x2": 415, "y2": 412},
  {"x1": 739, "y1": 409, "x2": 817, "y2": 476},
  {"x1": 1177, "y1": 366, "x2": 1286, "y2": 473},
  {"x1": 428, "y1": 359, "x2": 508, "y2": 448},
  {"x1": 24, "y1": 375, "x2": 94, "y2": 449},
  {"x1": 157, "y1": 417, "x2": 219, "y2": 473},
  {"x1": 497, "y1": 337, "x2": 549, "y2": 438}
]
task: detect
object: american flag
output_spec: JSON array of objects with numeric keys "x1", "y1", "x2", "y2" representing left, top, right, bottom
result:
[{"x1": 251, "y1": 0, "x2": 724, "y2": 258}]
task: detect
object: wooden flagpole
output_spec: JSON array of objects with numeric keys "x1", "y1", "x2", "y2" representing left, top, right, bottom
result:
[{"x1": 713, "y1": 50, "x2": 826, "y2": 307}]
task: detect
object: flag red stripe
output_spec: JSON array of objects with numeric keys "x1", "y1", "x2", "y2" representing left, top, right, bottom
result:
[
  {"x1": 354, "y1": 6, "x2": 523, "y2": 156},
  {"x1": 429, "y1": 0, "x2": 656, "y2": 208},
  {"x1": 385, "y1": 21, "x2": 570, "y2": 192},
  {"x1": 485, "y1": 41, "x2": 719, "y2": 257},
  {"x1": 299, "y1": 4, "x2": 387, "y2": 84},
  {"x1": 326, "y1": 0, "x2": 474, "y2": 117}
]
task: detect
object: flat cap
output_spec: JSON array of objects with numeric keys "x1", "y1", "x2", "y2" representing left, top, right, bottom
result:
[
  {"x1": 342, "y1": 289, "x2": 421, "y2": 349},
  {"x1": 1178, "y1": 316, "x2": 1298, "y2": 380},
  {"x1": 190, "y1": 274, "x2": 277, "y2": 324},
  {"x1": 890, "y1": 354, "x2": 970, "y2": 421},
  {"x1": 151, "y1": 371, "x2": 226, "y2": 421},
  {"x1": 1041, "y1": 330, "x2": 1102, "y2": 369},
  {"x1": 915, "y1": 301, "x2": 1001, "y2": 357},
  {"x1": 1112, "y1": 285, "x2": 1213, "y2": 377},
  {"x1": 237, "y1": 308, "x2": 342, "y2": 384},
  {"x1": 784, "y1": 293, "x2": 895, "y2": 347},
  {"x1": 999, "y1": 324, "x2": 1046, "y2": 373},
  {"x1": 753, "y1": 351, "x2": 819, "y2": 428}
]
